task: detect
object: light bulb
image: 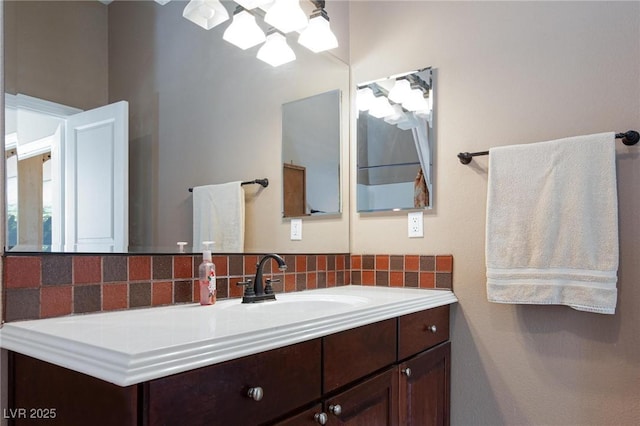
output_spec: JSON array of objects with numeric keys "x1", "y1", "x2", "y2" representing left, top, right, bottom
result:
[
  {"x1": 402, "y1": 89, "x2": 429, "y2": 112},
  {"x1": 369, "y1": 96, "x2": 395, "y2": 119},
  {"x1": 357, "y1": 87, "x2": 375, "y2": 111},
  {"x1": 257, "y1": 31, "x2": 296, "y2": 67},
  {"x1": 264, "y1": 0, "x2": 308, "y2": 34},
  {"x1": 298, "y1": 13, "x2": 338, "y2": 53},
  {"x1": 182, "y1": 0, "x2": 229, "y2": 30},
  {"x1": 388, "y1": 79, "x2": 412, "y2": 104},
  {"x1": 223, "y1": 9, "x2": 266, "y2": 50}
]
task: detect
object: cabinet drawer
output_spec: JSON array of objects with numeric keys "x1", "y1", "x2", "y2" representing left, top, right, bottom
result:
[
  {"x1": 147, "y1": 339, "x2": 321, "y2": 425},
  {"x1": 324, "y1": 318, "x2": 396, "y2": 393},
  {"x1": 398, "y1": 305, "x2": 449, "y2": 360}
]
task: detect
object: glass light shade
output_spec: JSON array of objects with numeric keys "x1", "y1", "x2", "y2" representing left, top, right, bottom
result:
[
  {"x1": 264, "y1": 0, "x2": 308, "y2": 33},
  {"x1": 183, "y1": 0, "x2": 229, "y2": 30},
  {"x1": 298, "y1": 14, "x2": 338, "y2": 53},
  {"x1": 257, "y1": 32, "x2": 296, "y2": 67},
  {"x1": 384, "y1": 104, "x2": 409, "y2": 125},
  {"x1": 402, "y1": 89, "x2": 429, "y2": 112},
  {"x1": 223, "y1": 10, "x2": 266, "y2": 50},
  {"x1": 357, "y1": 87, "x2": 375, "y2": 111},
  {"x1": 388, "y1": 79, "x2": 412, "y2": 104},
  {"x1": 397, "y1": 113, "x2": 420, "y2": 130},
  {"x1": 154, "y1": 0, "x2": 171, "y2": 5},
  {"x1": 369, "y1": 96, "x2": 395, "y2": 119}
]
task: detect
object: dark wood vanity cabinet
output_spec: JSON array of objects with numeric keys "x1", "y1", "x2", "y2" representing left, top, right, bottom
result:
[
  {"x1": 8, "y1": 305, "x2": 451, "y2": 426},
  {"x1": 146, "y1": 338, "x2": 322, "y2": 426}
]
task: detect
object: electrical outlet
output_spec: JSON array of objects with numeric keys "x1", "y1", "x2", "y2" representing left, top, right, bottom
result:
[
  {"x1": 290, "y1": 218, "x2": 302, "y2": 241},
  {"x1": 408, "y1": 211, "x2": 424, "y2": 238}
]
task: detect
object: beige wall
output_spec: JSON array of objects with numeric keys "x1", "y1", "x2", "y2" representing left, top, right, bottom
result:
[
  {"x1": 350, "y1": 1, "x2": 640, "y2": 424},
  {"x1": 4, "y1": 1, "x2": 108, "y2": 110}
]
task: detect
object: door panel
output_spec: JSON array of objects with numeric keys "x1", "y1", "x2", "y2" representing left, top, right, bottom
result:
[{"x1": 64, "y1": 101, "x2": 128, "y2": 252}]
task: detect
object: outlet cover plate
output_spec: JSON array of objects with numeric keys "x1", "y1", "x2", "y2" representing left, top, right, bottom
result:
[
  {"x1": 290, "y1": 218, "x2": 302, "y2": 240},
  {"x1": 408, "y1": 211, "x2": 424, "y2": 238}
]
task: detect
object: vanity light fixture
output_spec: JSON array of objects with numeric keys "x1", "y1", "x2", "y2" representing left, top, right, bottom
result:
[
  {"x1": 265, "y1": 0, "x2": 308, "y2": 33},
  {"x1": 223, "y1": 7, "x2": 266, "y2": 50},
  {"x1": 369, "y1": 96, "x2": 395, "y2": 119},
  {"x1": 257, "y1": 29, "x2": 296, "y2": 67},
  {"x1": 298, "y1": 1, "x2": 338, "y2": 53},
  {"x1": 183, "y1": 0, "x2": 230, "y2": 30},
  {"x1": 154, "y1": 0, "x2": 172, "y2": 5},
  {"x1": 357, "y1": 87, "x2": 375, "y2": 111},
  {"x1": 174, "y1": 0, "x2": 338, "y2": 67},
  {"x1": 388, "y1": 79, "x2": 412, "y2": 104}
]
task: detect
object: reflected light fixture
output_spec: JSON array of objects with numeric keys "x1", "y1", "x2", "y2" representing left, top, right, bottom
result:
[
  {"x1": 257, "y1": 30, "x2": 296, "y2": 67},
  {"x1": 357, "y1": 87, "x2": 375, "y2": 111},
  {"x1": 388, "y1": 79, "x2": 412, "y2": 104},
  {"x1": 183, "y1": 0, "x2": 229, "y2": 30},
  {"x1": 369, "y1": 96, "x2": 395, "y2": 119},
  {"x1": 265, "y1": 0, "x2": 308, "y2": 34},
  {"x1": 223, "y1": 7, "x2": 266, "y2": 50},
  {"x1": 298, "y1": 1, "x2": 338, "y2": 53}
]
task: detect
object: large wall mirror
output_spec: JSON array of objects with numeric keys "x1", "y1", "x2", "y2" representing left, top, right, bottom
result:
[
  {"x1": 356, "y1": 67, "x2": 434, "y2": 212},
  {"x1": 3, "y1": 0, "x2": 350, "y2": 254}
]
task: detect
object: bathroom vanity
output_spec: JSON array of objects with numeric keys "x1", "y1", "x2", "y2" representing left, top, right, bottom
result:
[{"x1": 1, "y1": 286, "x2": 457, "y2": 425}]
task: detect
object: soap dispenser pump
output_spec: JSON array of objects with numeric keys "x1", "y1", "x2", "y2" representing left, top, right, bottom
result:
[{"x1": 199, "y1": 241, "x2": 216, "y2": 305}]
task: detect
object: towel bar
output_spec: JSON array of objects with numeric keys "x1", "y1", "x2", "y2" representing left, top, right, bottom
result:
[
  {"x1": 188, "y1": 178, "x2": 269, "y2": 192},
  {"x1": 457, "y1": 130, "x2": 639, "y2": 164}
]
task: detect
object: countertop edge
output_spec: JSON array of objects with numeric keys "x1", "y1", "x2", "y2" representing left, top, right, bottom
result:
[{"x1": 0, "y1": 290, "x2": 458, "y2": 386}]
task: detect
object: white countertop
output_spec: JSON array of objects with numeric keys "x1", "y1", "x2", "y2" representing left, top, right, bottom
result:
[{"x1": 0, "y1": 285, "x2": 457, "y2": 386}]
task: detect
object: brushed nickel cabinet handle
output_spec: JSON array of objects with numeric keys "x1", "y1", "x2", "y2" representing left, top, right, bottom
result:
[
  {"x1": 247, "y1": 386, "x2": 264, "y2": 401},
  {"x1": 402, "y1": 367, "x2": 412, "y2": 377},
  {"x1": 314, "y1": 412, "x2": 328, "y2": 424},
  {"x1": 328, "y1": 404, "x2": 342, "y2": 416}
]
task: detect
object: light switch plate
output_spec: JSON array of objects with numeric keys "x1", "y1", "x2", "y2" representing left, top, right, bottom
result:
[
  {"x1": 290, "y1": 218, "x2": 302, "y2": 240},
  {"x1": 408, "y1": 211, "x2": 424, "y2": 238}
]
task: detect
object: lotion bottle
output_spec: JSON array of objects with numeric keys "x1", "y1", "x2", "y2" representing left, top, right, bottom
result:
[{"x1": 198, "y1": 241, "x2": 216, "y2": 305}]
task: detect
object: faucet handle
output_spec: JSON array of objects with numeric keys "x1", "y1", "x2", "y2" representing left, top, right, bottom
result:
[
  {"x1": 264, "y1": 278, "x2": 280, "y2": 295},
  {"x1": 236, "y1": 279, "x2": 254, "y2": 297}
]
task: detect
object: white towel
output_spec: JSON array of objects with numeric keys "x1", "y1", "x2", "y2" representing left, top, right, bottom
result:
[
  {"x1": 192, "y1": 182, "x2": 245, "y2": 253},
  {"x1": 486, "y1": 132, "x2": 619, "y2": 314}
]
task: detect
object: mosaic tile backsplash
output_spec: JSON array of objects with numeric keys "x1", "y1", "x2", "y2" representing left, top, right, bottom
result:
[{"x1": 2, "y1": 253, "x2": 453, "y2": 322}]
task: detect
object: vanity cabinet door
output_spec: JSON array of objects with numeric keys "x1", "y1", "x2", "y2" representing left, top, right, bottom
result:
[
  {"x1": 323, "y1": 319, "x2": 396, "y2": 393},
  {"x1": 323, "y1": 367, "x2": 398, "y2": 426},
  {"x1": 398, "y1": 305, "x2": 449, "y2": 360},
  {"x1": 146, "y1": 339, "x2": 321, "y2": 426},
  {"x1": 398, "y1": 342, "x2": 451, "y2": 426}
]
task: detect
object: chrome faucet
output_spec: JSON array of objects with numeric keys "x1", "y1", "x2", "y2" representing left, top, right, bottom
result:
[{"x1": 238, "y1": 254, "x2": 287, "y2": 303}]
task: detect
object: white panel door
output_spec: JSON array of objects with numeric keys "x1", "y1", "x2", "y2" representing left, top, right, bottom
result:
[{"x1": 64, "y1": 101, "x2": 128, "y2": 252}]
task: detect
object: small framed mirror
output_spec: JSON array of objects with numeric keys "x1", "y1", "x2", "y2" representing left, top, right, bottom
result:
[
  {"x1": 356, "y1": 67, "x2": 434, "y2": 212},
  {"x1": 282, "y1": 89, "x2": 341, "y2": 217}
]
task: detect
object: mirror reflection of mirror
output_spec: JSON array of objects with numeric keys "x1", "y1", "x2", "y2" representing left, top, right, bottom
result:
[
  {"x1": 282, "y1": 89, "x2": 341, "y2": 217},
  {"x1": 356, "y1": 67, "x2": 434, "y2": 213}
]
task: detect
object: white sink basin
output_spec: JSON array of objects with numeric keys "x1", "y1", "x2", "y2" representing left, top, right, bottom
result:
[{"x1": 219, "y1": 292, "x2": 370, "y2": 314}]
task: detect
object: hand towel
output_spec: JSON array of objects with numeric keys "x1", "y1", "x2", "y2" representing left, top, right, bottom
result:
[
  {"x1": 486, "y1": 132, "x2": 618, "y2": 314},
  {"x1": 193, "y1": 182, "x2": 245, "y2": 253}
]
